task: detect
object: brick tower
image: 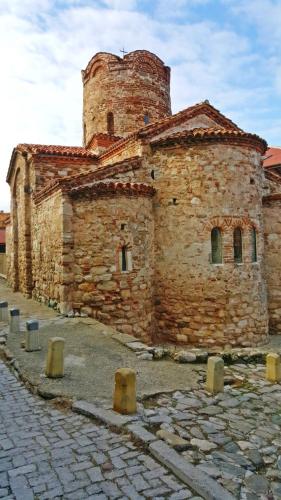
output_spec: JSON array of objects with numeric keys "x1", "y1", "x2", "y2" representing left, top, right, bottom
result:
[{"x1": 82, "y1": 50, "x2": 171, "y2": 146}]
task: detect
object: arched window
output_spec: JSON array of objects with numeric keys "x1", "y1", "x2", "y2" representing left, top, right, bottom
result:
[
  {"x1": 144, "y1": 114, "x2": 149, "y2": 125},
  {"x1": 233, "y1": 227, "x2": 243, "y2": 263},
  {"x1": 211, "y1": 227, "x2": 222, "y2": 264},
  {"x1": 251, "y1": 227, "x2": 257, "y2": 262},
  {"x1": 107, "y1": 112, "x2": 114, "y2": 135}
]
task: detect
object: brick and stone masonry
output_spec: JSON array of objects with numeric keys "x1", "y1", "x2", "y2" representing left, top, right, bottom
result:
[{"x1": 5, "y1": 49, "x2": 281, "y2": 347}]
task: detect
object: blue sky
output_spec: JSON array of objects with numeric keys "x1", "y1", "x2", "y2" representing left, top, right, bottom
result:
[{"x1": 0, "y1": 0, "x2": 280, "y2": 210}]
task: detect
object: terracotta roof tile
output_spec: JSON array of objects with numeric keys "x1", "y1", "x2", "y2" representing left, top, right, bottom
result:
[
  {"x1": 150, "y1": 127, "x2": 267, "y2": 153},
  {"x1": 70, "y1": 181, "x2": 156, "y2": 198},
  {"x1": 99, "y1": 101, "x2": 242, "y2": 160},
  {"x1": 263, "y1": 147, "x2": 281, "y2": 168},
  {"x1": 16, "y1": 143, "x2": 98, "y2": 159}
]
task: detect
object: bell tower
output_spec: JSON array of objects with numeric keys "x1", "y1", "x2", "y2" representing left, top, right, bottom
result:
[{"x1": 82, "y1": 50, "x2": 171, "y2": 146}]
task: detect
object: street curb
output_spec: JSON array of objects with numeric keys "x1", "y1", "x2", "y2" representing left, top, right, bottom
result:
[
  {"x1": 149, "y1": 440, "x2": 235, "y2": 500},
  {"x1": 72, "y1": 399, "x2": 235, "y2": 500},
  {"x1": 72, "y1": 400, "x2": 133, "y2": 427}
]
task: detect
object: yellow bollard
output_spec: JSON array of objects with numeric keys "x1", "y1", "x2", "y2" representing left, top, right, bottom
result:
[
  {"x1": 206, "y1": 356, "x2": 224, "y2": 394},
  {"x1": 113, "y1": 368, "x2": 136, "y2": 415},
  {"x1": 45, "y1": 337, "x2": 65, "y2": 378},
  {"x1": 266, "y1": 353, "x2": 281, "y2": 383}
]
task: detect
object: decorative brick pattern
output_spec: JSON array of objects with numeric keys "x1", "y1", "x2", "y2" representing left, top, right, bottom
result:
[{"x1": 82, "y1": 50, "x2": 171, "y2": 144}]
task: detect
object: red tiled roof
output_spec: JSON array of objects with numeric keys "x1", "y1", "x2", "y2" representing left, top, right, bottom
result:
[
  {"x1": 86, "y1": 133, "x2": 122, "y2": 150},
  {"x1": 150, "y1": 127, "x2": 267, "y2": 153},
  {"x1": 263, "y1": 147, "x2": 281, "y2": 168},
  {"x1": 16, "y1": 144, "x2": 98, "y2": 158},
  {"x1": 100, "y1": 101, "x2": 242, "y2": 160},
  {"x1": 70, "y1": 181, "x2": 156, "y2": 198},
  {"x1": 0, "y1": 229, "x2": 5, "y2": 244},
  {"x1": 33, "y1": 157, "x2": 143, "y2": 205},
  {"x1": 7, "y1": 144, "x2": 98, "y2": 182}
]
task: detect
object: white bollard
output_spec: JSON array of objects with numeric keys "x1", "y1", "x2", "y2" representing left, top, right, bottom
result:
[
  {"x1": 9, "y1": 308, "x2": 20, "y2": 334},
  {"x1": 0, "y1": 301, "x2": 8, "y2": 322},
  {"x1": 25, "y1": 320, "x2": 41, "y2": 352}
]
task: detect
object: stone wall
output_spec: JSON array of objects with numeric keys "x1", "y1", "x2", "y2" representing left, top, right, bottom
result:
[
  {"x1": 32, "y1": 191, "x2": 64, "y2": 308},
  {"x1": 70, "y1": 189, "x2": 154, "y2": 342},
  {"x1": 148, "y1": 143, "x2": 268, "y2": 347},
  {"x1": 82, "y1": 51, "x2": 171, "y2": 145},
  {"x1": 263, "y1": 195, "x2": 281, "y2": 333},
  {"x1": 8, "y1": 154, "x2": 33, "y2": 295},
  {"x1": 33, "y1": 156, "x2": 97, "y2": 189}
]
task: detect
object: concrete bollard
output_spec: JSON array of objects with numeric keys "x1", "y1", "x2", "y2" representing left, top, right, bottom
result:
[
  {"x1": 266, "y1": 353, "x2": 281, "y2": 383},
  {"x1": 113, "y1": 368, "x2": 137, "y2": 415},
  {"x1": 25, "y1": 320, "x2": 41, "y2": 352},
  {"x1": 206, "y1": 356, "x2": 224, "y2": 394},
  {"x1": 45, "y1": 337, "x2": 65, "y2": 378},
  {"x1": 0, "y1": 301, "x2": 8, "y2": 322},
  {"x1": 9, "y1": 309, "x2": 20, "y2": 334}
]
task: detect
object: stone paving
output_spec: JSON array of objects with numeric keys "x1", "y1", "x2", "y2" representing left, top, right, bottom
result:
[
  {"x1": 132, "y1": 363, "x2": 281, "y2": 499},
  {"x1": 0, "y1": 361, "x2": 199, "y2": 500}
]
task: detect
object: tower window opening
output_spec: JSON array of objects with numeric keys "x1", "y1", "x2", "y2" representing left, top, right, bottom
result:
[
  {"x1": 119, "y1": 245, "x2": 132, "y2": 272},
  {"x1": 151, "y1": 170, "x2": 155, "y2": 180},
  {"x1": 144, "y1": 114, "x2": 150, "y2": 125},
  {"x1": 251, "y1": 227, "x2": 257, "y2": 262},
  {"x1": 107, "y1": 112, "x2": 114, "y2": 135},
  {"x1": 121, "y1": 246, "x2": 127, "y2": 271},
  {"x1": 211, "y1": 227, "x2": 222, "y2": 264},
  {"x1": 233, "y1": 227, "x2": 243, "y2": 263}
]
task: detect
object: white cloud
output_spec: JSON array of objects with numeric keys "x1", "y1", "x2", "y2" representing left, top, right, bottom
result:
[
  {"x1": 102, "y1": 0, "x2": 137, "y2": 9},
  {"x1": 226, "y1": 0, "x2": 281, "y2": 46}
]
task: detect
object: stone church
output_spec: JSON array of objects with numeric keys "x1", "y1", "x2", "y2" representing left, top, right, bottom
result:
[{"x1": 6, "y1": 50, "x2": 281, "y2": 347}]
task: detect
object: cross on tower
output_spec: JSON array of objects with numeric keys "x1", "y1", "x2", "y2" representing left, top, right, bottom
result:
[{"x1": 120, "y1": 48, "x2": 128, "y2": 57}]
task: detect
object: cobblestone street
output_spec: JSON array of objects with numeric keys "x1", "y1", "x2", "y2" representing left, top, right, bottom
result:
[
  {"x1": 137, "y1": 363, "x2": 281, "y2": 499},
  {"x1": 0, "y1": 361, "x2": 196, "y2": 500}
]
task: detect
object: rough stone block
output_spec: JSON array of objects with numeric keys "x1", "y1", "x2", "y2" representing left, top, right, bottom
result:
[
  {"x1": 156, "y1": 429, "x2": 189, "y2": 451},
  {"x1": 206, "y1": 356, "x2": 224, "y2": 394},
  {"x1": 0, "y1": 301, "x2": 8, "y2": 322},
  {"x1": 128, "y1": 424, "x2": 157, "y2": 444},
  {"x1": 113, "y1": 368, "x2": 137, "y2": 415},
  {"x1": 45, "y1": 337, "x2": 65, "y2": 378},
  {"x1": 266, "y1": 353, "x2": 281, "y2": 382},
  {"x1": 25, "y1": 320, "x2": 41, "y2": 352},
  {"x1": 9, "y1": 309, "x2": 20, "y2": 334}
]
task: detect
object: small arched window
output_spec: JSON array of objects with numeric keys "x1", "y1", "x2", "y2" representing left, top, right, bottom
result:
[
  {"x1": 211, "y1": 227, "x2": 222, "y2": 264},
  {"x1": 233, "y1": 227, "x2": 243, "y2": 263},
  {"x1": 251, "y1": 227, "x2": 257, "y2": 262},
  {"x1": 144, "y1": 114, "x2": 149, "y2": 125},
  {"x1": 107, "y1": 112, "x2": 114, "y2": 135}
]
